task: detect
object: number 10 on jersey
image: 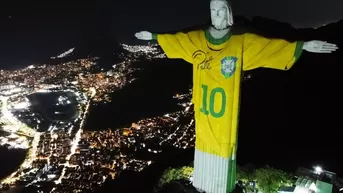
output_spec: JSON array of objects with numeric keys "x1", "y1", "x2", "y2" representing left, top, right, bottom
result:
[{"x1": 200, "y1": 84, "x2": 226, "y2": 118}]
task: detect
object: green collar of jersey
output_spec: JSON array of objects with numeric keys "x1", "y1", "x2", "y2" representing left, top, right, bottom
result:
[{"x1": 204, "y1": 28, "x2": 232, "y2": 45}]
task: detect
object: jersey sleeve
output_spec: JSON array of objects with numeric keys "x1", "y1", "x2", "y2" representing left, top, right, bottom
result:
[
  {"x1": 152, "y1": 32, "x2": 197, "y2": 64},
  {"x1": 242, "y1": 33, "x2": 304, "y2": 71}
]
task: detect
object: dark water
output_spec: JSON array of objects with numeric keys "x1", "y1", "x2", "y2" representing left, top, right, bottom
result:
[
  {"x1": 84, "y1": 59, "x2": 192, "y2": 130},
  {"x1": 0, "y1": 147, "x2": 27, "y2": 180},
  {"x1": 27, "y1": 91, "x2": 79, "y2": 131},
  {"x1": 85, "y1": 59, "x2": 194, "y2": 193},
  {"x1": 0, "y1": 125, "x2": 26, "y2": 180}
]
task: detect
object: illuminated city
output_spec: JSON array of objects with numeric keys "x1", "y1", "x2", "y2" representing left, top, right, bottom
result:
[
  {"x1": 0, "y1": 43, "x2": 202, "y2": 192},
  {"x1": 1, "y1": 4, "x2": 343, "y2": 193}
]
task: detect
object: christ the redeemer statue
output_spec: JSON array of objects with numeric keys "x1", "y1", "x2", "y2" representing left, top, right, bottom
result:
[{"x1": 135, "y1": 0, "x2": 338, "y2": 192}]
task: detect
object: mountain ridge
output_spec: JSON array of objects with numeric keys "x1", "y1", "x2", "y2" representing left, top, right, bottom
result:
[
  {"x1": 1, "y1": 16, "x2": 342, "y2": 70},
  {"x1": 71, "y1": 15, "x2": 343, "y2": 61}
]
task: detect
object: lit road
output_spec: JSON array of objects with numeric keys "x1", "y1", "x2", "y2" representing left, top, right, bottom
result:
[{"x1": 55, "y1": 88, "x2": 96, "y2": 185}]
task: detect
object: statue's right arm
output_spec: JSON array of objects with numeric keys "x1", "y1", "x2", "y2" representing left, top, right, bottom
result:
[{"x1": 135, "y1": 31, "x2": 195, "y2": 63}]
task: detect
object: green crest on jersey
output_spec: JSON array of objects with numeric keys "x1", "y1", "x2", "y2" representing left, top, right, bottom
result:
[{"x1": 220, "y1": 56, "x2": 237, "y2": 79}]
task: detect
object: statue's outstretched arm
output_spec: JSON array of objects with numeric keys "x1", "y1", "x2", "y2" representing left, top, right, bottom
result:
[
  {"x1": 242, "y1": 33, "x2": 338, "y2": 71},
  {"x1": 134, "y1": 30, "x2": 197, "y2": 64}
]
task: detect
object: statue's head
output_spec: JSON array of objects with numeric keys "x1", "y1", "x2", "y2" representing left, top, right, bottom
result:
[{"x1": 210, "y1": 0, "x2": 233, "y2": 30}]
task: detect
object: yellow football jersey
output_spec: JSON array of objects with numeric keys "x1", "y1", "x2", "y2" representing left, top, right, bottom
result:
[{"x1": 156, "y1": 28, "x2": 303, "y2": 158}]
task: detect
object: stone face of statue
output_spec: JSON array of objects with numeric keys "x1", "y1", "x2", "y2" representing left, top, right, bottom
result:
[{"x1": 210, "y1": 0, "x2": 233, "y2": 30}]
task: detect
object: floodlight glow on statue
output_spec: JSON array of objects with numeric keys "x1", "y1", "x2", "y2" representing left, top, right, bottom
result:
[{"x1": 135, "y1": 0, "x2": 338, "y2": 192}]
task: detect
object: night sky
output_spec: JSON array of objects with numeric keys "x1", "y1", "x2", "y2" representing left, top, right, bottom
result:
[
  {"x1": 1, "y1": 0, "x2": 343, "y2": 176},
  {"x1": 2, "y1": 0, "x2": 343, "y2": 47}
]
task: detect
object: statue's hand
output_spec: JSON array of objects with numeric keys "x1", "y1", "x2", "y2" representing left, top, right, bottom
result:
[
  {"x1": 134, "y1": 31, "x2": 153, "y2": 40},
  {"x1": 303, "y1": 40, "x2": 338, "y2": 53}
]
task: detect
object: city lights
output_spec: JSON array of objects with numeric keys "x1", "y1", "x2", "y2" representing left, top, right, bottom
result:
[{"x1": 0, "y1": 44, "x2": 195, "y2": 192}]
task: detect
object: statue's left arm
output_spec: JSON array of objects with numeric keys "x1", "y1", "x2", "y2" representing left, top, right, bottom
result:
[
  {"x1": 152, "y1": 31, "x2": 202, "y2": 63},
  {"x1": 242, "y1": 33, "x2": 338, "y2": 71},
  {"x1": 151, "y1": 32, "x2": 199, "y2": 64},
  {"x1": 135, "y1": 30, "x2": 198, "y2": 64}
]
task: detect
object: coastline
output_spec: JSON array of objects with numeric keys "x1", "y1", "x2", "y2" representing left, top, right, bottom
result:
[{"x1": 0, "y1": 88, "x2": 95, "y2": 188}]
